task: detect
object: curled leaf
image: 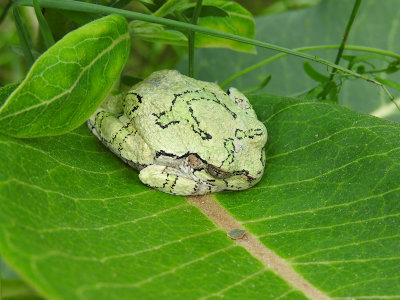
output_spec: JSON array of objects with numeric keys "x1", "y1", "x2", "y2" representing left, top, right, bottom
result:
[{"x1": 0, "y1": 14, "x2": 130, "y2": 138}]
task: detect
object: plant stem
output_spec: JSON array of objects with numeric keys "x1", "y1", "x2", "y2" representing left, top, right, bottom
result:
[
  {"x1": 153, "y1": 0, "x2": 181, "y2": 17},
  {"x1": 11, "y1": 0, "x2": 394, "y2": 102},
  {"x1": 188, "y1": 0, "x2": 203, "y2": 78},
  {"x1": 329, "y1": 0, "x2": 362, "y2": 81},
  {"x1": 13, "y1": 6, "x2": 34, "y2": 67},
  {"x1": 318, "y1": 0, "x2": 362, "y2": 101},
  {"x1": 0, "y1": 0, "x2": 13, "y2": 24},
  {"x1": 220, "y1": 44, "x2": 400, "y2": 88},
  {"x1": 33, "y1": 0, "x2": 55, "y2": 48}
]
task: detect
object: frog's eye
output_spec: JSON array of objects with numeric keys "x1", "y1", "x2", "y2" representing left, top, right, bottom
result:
[
  {"x1": 188, "y1": 154, "x2": 204, "y2": 169},
  {"x1": 207, "y1": 164, "x2": 231, "y2": 179}
]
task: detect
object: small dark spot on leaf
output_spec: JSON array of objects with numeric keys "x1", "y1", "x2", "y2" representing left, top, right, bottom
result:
[{"x1": 227, "y1": 229, "x2": 246, "y2": 240}]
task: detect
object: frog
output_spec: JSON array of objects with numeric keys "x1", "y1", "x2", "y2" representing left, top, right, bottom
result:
[{"x1": 87, "y1": 70, "x2": 268, "y2": 195}]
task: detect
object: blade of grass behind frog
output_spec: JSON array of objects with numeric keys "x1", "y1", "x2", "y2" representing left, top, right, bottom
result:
[
  {"x1": 32, "y1": 0, "x2": 55, "y2": 48},
  {"x1": 13, "y1": 7, "x2": 34, "y2": 66}
]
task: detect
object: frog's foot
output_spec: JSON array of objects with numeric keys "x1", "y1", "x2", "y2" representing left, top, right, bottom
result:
[{"x1": 139, "y1": 165, "x2": 219, "y2": 196}]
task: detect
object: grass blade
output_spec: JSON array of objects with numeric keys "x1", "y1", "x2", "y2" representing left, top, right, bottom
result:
[
  {"x1": 32, "y1": 0, "x2": 55, "y2": 48},
  {"x1": 13, "y1": 7, "x2": 34, "y2": 66}
]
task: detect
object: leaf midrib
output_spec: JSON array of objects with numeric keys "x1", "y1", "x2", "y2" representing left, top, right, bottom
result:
[{"x1": 187, "y1": 195, "x2": 331, "y2": 300}]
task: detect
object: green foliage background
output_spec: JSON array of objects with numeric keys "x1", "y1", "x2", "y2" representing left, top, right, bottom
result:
[{"x1": 185, "y1": 0, "x2": 400, "y2": 121}]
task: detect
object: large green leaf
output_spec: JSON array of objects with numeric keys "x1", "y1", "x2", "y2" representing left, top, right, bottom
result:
[
  {"x1": 1, "y1": 94, "x2": 399, "y2": 299},
  {"x1": 218, "y1": 95, "x2": 400, "y2": 297},
  {"x1": 0, "y1": 83, "x2": 19, "y2": 106},
  {"x1": 0, "y1": 14, "x2": 130, "y2": 138},
  {"x1": 185, "y1": 0, "x2": 400, "y2": 121},
  {"x1": 1, "y1": 257, "x2": 19, "y2": 279}
]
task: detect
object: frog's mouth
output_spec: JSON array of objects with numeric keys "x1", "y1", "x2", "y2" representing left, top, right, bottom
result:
[
  {"x1": 206, "y1": 164, "x2": 231, "y2": 179},
  {"x1": 184, "y1": 153, "x2": 237, "y2": 180},
  {"x1": 206, "y1": 164, "x2": 255, "y2": 182},
  {"x1": 154, "y1": 150, "x2": 256, "y2": 183}
]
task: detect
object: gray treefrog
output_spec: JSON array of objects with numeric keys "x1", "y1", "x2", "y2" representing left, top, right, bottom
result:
[{"x1": 87, "y1": 70, "x2": 267, "y2": 195}]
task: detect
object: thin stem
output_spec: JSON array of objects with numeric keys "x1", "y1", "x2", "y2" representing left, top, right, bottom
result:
[
  {"x1": 220, "y1": 44, "x2": 400, "y2": 88},
  {"x1": 13, "y1": 6, "x2": 34, "y2": 66},
  {"x1": 382, "y1": 85, "x2": 400, "y2": 110},
  {"x1": 188, "y1": 0, "x2": 203, "y2": 78},
  {"x1": 110, "y1": 0, "x2": 133, "y2": 8},
  {"x1": 318, "y1": 0, "x2": 362, "y2": 101},
  {"x1": 153, "y1": 0, "x2": 181, "y2": 17},
  {"x1": 329, "y1": 0, "x2": 362, "y2": 80},
  {"x1": 33, "y1": 0, "x2": 55, "y2": 48},
  {"x1": 11, "y1": 0, "x2": 394, "y2": 102},
  {"x1": 0, "y1": 0, "x2": 13, "y2": 24}
]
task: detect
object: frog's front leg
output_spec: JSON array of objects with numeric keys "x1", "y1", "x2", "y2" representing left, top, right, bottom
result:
[
  {"x1": 87, "y1": 108, "x2": 154, "y2": 169},
  {"x1": 139, "y1": 165, "x2": 218, "y2": 195}
]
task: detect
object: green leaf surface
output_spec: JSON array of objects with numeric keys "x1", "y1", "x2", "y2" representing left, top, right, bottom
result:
[
  {"x1": 1, "y1": 94, "x2": 400, "y2": 299},
  {"x1": 0, "y1": 83, "x2": 19, "y2": 106},
  {"x1": 303, "y1": 62, "x2": 328, "y2": 83},
  {"x1": 129, "y1": 0, "x2": 255, "y2": 53},
  {"x1": 129, "y1": 20, "x2": 188, "y2": 44},
  {"x1": 0, "y1": 124, "x2": 303, "y2": 300},
  {"x1": 186, "y1": 0, "x2": 400, "y2": 121},
  {"x1": 152, "y1": 0, "x2": 183, "y2": 17},
  {"x1": 1, "y1": 256, "x2": 20, "y2": 279},
  {"x1": 217, "y1": 95, "x2": 400, "y2": 298},
  {"x1": 1, "y1": 279, "x2": 42, "y2": 300},
  {"x1": 185, "y1": 0, "x2": 255, "y2": 53},
  {"x1": 0, "y1": 14, "x2": 130, "y2": 138}
]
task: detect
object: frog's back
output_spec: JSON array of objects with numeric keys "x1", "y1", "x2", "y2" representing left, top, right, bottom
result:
[{"x1": 125, "y1": 70, "x2": 266, "y2": 175}]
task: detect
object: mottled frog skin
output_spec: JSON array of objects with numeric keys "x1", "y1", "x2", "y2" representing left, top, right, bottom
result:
[{"x1": 88, "y1": 70, "x2": 267, "y2": 195}]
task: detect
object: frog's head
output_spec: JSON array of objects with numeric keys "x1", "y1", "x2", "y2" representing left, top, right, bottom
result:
[
  {"x1": 190, "y1": 121, "x2": 268, "y2": 190},
  {"x1": 226, "y1": 124, "x2": 267, "y2": 189}
]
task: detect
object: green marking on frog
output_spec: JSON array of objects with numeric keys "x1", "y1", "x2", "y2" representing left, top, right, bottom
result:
[{"x1": 88, "y1": 70, "x2": 268, "y2": 195}]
